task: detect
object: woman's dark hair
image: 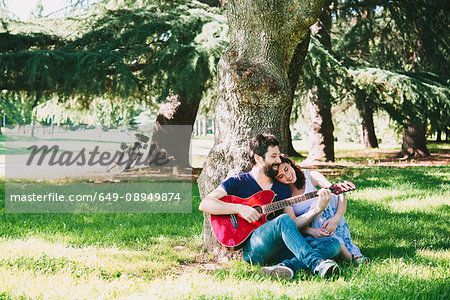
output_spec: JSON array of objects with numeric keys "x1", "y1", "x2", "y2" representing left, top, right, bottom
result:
[{"x1": 279, "y1": 154, "x2": 305, "y2": 190}]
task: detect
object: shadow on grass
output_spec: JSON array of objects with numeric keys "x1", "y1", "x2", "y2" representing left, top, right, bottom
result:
[
  {"x1": 0, "y1": 183, "x2": 204, "y2": 249},
  {"x1": 0, "y1": 166, "x2": 448, "y2": 258}
]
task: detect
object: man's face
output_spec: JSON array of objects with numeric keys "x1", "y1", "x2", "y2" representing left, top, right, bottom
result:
[{"x1": 261, "y1": 145, "x2": 282, "y2": 177}]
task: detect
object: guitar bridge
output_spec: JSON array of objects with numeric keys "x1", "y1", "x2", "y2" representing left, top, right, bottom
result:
[{"x1": 230, "y1": 214, "x2": 239, "y2": 229}]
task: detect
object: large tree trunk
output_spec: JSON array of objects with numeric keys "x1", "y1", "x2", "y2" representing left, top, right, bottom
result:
[
  {"x1": 305, "y1": 2, "x2": 335, "y2": 162},
  {"x1": 305, "y1": 88, "x2": 335, "y2": 162},
  {"x1": 198, "y1": 0, "x2": 324, "y2": 253},
  {"x1": 361, "y1": 106, "x2": 379, "y2": 148},
  {"x1": 149, "y1": 92, "x2": 200, "y2": 169},
  {"x1": 398, "y1": 120, "x2": 430, "y2": 158}
]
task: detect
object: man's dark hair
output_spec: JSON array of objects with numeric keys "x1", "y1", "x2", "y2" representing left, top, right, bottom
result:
[{"x1": 248, "y1": 133, "x2": 279, "y2": 165}]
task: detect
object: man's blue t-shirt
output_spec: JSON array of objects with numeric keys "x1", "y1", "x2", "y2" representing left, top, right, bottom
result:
[{"x1": 221, "y1": 172, "x2": 292, "y2": 203}]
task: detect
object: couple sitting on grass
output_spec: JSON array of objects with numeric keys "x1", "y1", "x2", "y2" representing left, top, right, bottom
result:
[{"x1": 199, "y1": 133, "x2": 369, "y2": 280}]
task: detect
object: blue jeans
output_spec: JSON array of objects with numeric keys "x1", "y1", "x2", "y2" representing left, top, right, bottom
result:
[{"x1": 242, "y1": 214, "x2": 341, "y2": 272}]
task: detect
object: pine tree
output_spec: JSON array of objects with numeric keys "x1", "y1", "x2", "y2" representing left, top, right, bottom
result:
[
  {"x1": 332, "y1": 0, "x2": 450, "y2": 157},
  {"x1": 0, "y1": 0, "x2": 228, "y2": 166}
]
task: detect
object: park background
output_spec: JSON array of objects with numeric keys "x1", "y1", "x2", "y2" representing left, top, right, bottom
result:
[{"x1": 0, "y1": 0, "x2": 449, "y2": 299}]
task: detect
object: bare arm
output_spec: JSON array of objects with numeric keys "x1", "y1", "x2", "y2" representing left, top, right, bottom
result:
[
  {"x1": 310, "y1": 170, "x2": 347, "y2": 233},
  {"x1": 199, "y1": 186, "x2": 261, "y2": 223},
  {"x1": 292, "y1": 188, "x2": 332, "y2": 229},
  {"x1": 294, "y1": 206, "x2": 323, "y2": 228},
  {"x1": 309, "y1": 170, "x2": 332, "y2": 189},
  {"x1": 283, "y1": 192, "x2": 321, "y2": 228},
  {"x1": 283, "y1": 205, "x2": 297, "y2": 220},
  {"x1": 284, "y1": 202, "x2": 321, "y2": 229},
  {"x1": 334, "y1": 194, "x2": 347, "y2": 221}
]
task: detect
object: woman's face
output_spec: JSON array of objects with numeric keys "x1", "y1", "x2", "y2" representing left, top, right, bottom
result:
[{"x1": 275, "y1": 162, "x2": 297, "y2": 184}]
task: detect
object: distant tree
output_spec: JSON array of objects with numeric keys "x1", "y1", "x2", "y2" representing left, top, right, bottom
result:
[
  {"x1": 354, "y1": 88, "x2": 379, "y2": 148},
  {"x1": 292, "y1": 0, "x2": 449, "y2": 158},
  {"x1": 349, "y1": 68, "x2": 449, "y2": 158},
  {"x1": 332, "y1": 0, "x2": 450, "y2": 157},
  {"x1": 303, "y1": 2, "x2": 335, "y2": 162},
  {"x1": 297, "y1": 35, "x2": 448, "y2": 158},
  {"x1": 198, "y1": 0, "x2": 221, "y2": 7},
  {"x1": 0, "y1": 0, "x2": 227, "y2": 166}
]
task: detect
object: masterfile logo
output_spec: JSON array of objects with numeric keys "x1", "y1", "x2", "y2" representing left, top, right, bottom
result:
[{"x1": 25, "y1": 144, "x2": 170, "y2": 167}]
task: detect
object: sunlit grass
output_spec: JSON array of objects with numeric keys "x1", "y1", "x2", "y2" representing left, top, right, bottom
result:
[
  {"x1": 0, "y1": 163, "x2": 449, "y2": 298},
  {"x1": 0, "y1": 237, "x2": 205, "y2": 280},
  {"x1": 1, "y1": 247, "x2": 448, "y2": 299}
]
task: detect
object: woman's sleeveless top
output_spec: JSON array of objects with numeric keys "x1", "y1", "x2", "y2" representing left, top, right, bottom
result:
[{"x1": 292, "y1": 169, "x2": 318, "y2": 216}]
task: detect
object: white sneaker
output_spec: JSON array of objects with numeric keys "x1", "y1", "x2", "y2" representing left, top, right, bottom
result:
[
  {"x1": 314, "y1": 259, "x2": 340, "y2": 278},
  {"x1": 260, "y1": 264, "x2": 294, "y2": 280}
]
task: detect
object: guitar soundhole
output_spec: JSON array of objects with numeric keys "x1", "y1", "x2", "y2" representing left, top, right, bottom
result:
[
  {"x1": 266, "y1": 212, "x2": 276, "y2": 221},
  {"x1": 254, "y1": 206, "x2": 263, "y2": 214}
]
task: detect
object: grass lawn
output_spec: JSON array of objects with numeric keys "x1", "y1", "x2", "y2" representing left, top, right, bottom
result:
[{"x1": 0, "y1": 143, "x2": 449, "y2": 298}]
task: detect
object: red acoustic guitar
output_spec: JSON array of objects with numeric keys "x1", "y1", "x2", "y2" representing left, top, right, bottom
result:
[{"x1": 210, "y1": 181, "x2": 356, "y2": 250}]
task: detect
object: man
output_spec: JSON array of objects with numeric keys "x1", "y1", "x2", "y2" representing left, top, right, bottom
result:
[{"x1": 199, "y1": 133, "x2": 341, "y2": 279}]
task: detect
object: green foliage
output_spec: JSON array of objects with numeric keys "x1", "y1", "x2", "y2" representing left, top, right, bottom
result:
[
  {"x1": 0, "y1": 0, "x2": 227, "y2": 116},
  {"x1": 0, "y1": 91, "x2": 34, "y2": 125},
  {"x1": 291, "y1": 0, "x2": 449, "y2": 143},
  {"x1": 296, "y1": 35, "x2": 449, "y2": 131},
  {"x1": 349, "y1": 67, "x2": 450, "y2": 126},
  {"x1": 328, "y1": 0, "x2": 450, "y2": 134},
  {"x1": 299, "y1": 37, "x2": 347, "y2": 105},
  {"x1": 0, "y1": 32, "x2": 62, "y2": 52},
  {"x1": 34, "y1": 96, "x2": 147, "y2": 126},
  {"x1": 332, "y1": 0, "x2": 450, "y2": 76}
]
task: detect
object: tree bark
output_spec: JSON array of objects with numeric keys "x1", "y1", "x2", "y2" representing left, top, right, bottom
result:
[
  {"x1": 305, "y1": 2, "x2": 335, "y2": 162},
  {"x1": 361, "y1": 106, "x2": 379, "y2": 148},
  {"x1": 305, "y1": 88, "x2": 335, "y2": 162},
  {"x1": 198, "y1": 0, "x2": 222, "y2": 7},
  {"x1": 198, "y1": 0, "x2": 324, "y2": 253},
  {"x1": 398, "y1": 120, "x2": 430, "y2": 158},
  {"x1": 149, "y1": 92, "x2": 200, "y2": 169},
  {"x1": 284, "y1": 36, "x2": 311, "y2": 158},
  {"x1": 436, "y1": 130, "x2": 442, "y2": 142},
  {"x1": 355, "y1": 89, "x2": 378, "y2": 149}
]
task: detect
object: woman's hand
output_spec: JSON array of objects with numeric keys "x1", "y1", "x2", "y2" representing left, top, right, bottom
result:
[
  {"x1": 322, "y1": 216, "x2": 339, "y2": 235},
  {"x1": 304, "y1": 227, "x2": 332, "y2": 238},
  {"x1": 312, "y1": 188, "x2": 331, "y2": 213}
]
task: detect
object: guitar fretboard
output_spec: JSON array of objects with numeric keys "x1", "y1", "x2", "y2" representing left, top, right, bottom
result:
[{"x1": 262, "y1": 191, "x2": 319, "y2": 214}]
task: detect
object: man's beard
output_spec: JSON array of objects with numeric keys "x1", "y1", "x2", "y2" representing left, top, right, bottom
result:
[{"x1": 264, "y1": 162, "x2": 279, "y2": 178}]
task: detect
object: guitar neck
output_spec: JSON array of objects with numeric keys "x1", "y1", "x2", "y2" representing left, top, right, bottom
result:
[{"x1": 262, "y1": 191, "x2": 319, "y2": 214}]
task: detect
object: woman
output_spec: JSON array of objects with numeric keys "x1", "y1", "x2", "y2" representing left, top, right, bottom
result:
[{"x1": 275, "y1": 155, "x2": 369, "y2": 264}]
